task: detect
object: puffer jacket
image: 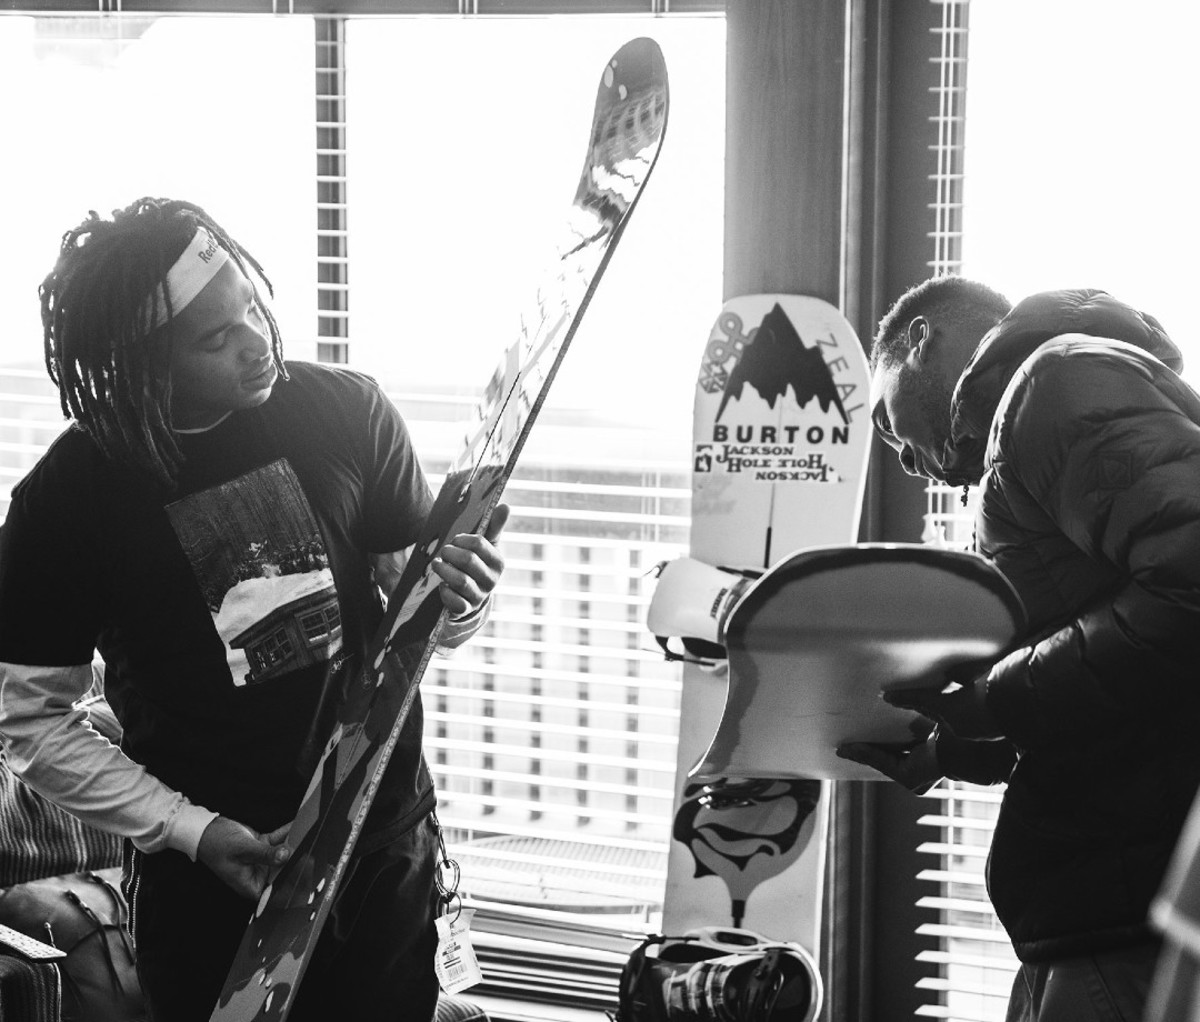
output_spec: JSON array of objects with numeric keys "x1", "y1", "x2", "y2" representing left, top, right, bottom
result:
[{"x1": 936, "y1": 289, "x2": 1200, "y2": 962}]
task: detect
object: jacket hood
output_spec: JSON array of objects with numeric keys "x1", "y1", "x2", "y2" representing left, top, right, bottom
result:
[{"x1": 944, "y1": 289, "x2": 1183, "y2": 483}]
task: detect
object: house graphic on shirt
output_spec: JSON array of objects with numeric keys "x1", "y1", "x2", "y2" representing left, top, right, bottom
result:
[
  {"x1": 217, "y1": 571, "x2": 343, "y2": 686},
  {"x1": 166, "y1": 459, "x2": 343, "y2": 688}
]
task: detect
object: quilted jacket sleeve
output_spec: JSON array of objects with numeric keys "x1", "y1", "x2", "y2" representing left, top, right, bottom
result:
[
  {"x1": 983, "y1": 341, "x2": 1200, "y2": 748},
  {"x1": 935, "y1": 731, "x2": 1019, "y2": 785}
]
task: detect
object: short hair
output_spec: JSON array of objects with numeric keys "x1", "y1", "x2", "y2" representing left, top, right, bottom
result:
[
  {"x1": 871, "y1": 275, "x2": 1011, "y2": 370},
  {"x1": 39, "y1": 197, "x2": 286, "y2": 488}
]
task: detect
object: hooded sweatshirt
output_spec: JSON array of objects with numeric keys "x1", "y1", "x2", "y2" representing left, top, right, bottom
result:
[{"x1": 936, "y1": 289, "x2": 1200, "y2": 962}]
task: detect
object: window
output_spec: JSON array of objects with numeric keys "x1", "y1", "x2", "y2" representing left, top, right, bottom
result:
[
  {"x1": 250, "y1": 628, "x2": 296, "y2": 676},
  {"x1": 0, "y1": 10, "x2": 725, "y2": 1017},
  {"x1": 298, "y1": 606, "x2": 342, "y2": 645},
  {"x1": 961, "y1": 0, "x2": 1200, "y2": 387},
  {"x1": 917, "y1": 484, "x2": 1015, "y2": 1021},
  {"x1": 0, "y1": 16, "x2": 314, "y2": 373}
]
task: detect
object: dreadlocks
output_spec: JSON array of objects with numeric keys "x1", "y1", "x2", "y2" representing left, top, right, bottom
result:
[{"x1": 39, "y1": 197, "x2": 287, "y2": 488}]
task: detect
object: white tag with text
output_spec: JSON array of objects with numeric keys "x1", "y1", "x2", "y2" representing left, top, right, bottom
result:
[{"x1": 434, "y1": 907, "x2": 483, "y2": 994}]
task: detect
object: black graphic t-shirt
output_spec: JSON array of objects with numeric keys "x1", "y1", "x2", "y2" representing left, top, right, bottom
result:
[{"x1": 0, "y1": 362, "x2": 434, "y2": 836}]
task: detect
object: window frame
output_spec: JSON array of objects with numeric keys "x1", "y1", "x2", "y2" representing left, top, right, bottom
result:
[{"x1": 0, "y1": 3, "x2": 997, "y2": 1018}]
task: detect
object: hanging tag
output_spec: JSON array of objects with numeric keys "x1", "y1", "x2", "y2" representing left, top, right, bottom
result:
[{"x1": 434, "y1": 906, "x2": 482, "y2": 994}]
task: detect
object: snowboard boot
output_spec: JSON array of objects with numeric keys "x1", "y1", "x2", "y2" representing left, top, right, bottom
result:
[{"x1": 614, "y1": 928, "x2": 820, "y2": 1022}]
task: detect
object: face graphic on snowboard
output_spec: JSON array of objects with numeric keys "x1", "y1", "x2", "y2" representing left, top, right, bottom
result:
[{"x1": 161, "y1": 260, "x2": 279, "y2": 430}]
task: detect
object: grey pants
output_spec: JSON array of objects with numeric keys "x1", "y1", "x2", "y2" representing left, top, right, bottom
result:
[{"x1": 1006, "y1": 942, "x2": 1161, "y2": 1022}]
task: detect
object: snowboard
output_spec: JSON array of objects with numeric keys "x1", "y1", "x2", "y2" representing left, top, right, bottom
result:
[
  {"x1": 694, "y1": 543, "x2": 1027, "y2": 782},
  {"x1": 211, "y1": 37, "x2": 668, "y2": 1022},
  {"x1": 655, "y1": 296, "x2": 872, "y2": 972}
]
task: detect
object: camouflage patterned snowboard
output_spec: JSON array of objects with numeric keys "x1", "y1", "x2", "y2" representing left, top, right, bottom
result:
[{"x1": 211, "y1": 37, "x2": 669, "y2": 1021}]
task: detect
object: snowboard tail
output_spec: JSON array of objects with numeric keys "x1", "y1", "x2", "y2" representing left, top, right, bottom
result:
[{"x1": 212, "y1": 37, "x2": 669, "y2": 1022}]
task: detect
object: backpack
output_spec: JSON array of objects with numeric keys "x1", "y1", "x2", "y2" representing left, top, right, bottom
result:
[{"x1": 0, "y1": 867, "x2": 144, "y2": 1022}]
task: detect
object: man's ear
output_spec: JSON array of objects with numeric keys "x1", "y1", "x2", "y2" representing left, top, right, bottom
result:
[{"x1": 907, "y1": 315, "x2": 933, "y2": 361}]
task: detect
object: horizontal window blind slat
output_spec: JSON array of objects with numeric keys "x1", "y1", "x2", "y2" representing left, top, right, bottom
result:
[
  {"x1": 0, "y1": 442, "x2": 62, "y2": 458},
  {"x1": 917, "y1": 923, "x2": 1012, "y2": 944},
  {"x1": 429, "y1": 676, "x2": 676, "y2": 710},
  {"x1": 454, "y1": 846, "x2": 666, "y2": 881},
  {"x1": 913, "y1": 1008, "x2": 1007, "y2": 1022},
  {"x1": 477, "y1": 969, "x2": 615, "y2": 995},
  {"x1": 477, "y1": 614, "x2": 656, "y2": 637},
  {"x1": 426, "y1": 712, "x2": 676, "y2": 746},
  {"x1": 459, "y1": 873, "x2": 661, "y2": 908},
  {"x1": 0, "y1": 417, "x2": 68, "y2": 431},
  {"x1": 916, "y1": 842, "x2": 991, "y2": 858},
  {"x1": 917, "y1": 896, "x2": 1000, "y2": 914},
  {"x1": 438, "y1": 791, "x2": 669, "y2": 828},
  {"x1": 916, "y1": 868, "x2": 987, "y2": 886},
  {"x1": 464, "y1": 874, "x2": 662, "y2": 906},
  {"x1": 0, "y1": 392, "x2": 60, "y2": 407},
  {"x1": 498, "y1": 479, "x2": 687, "y2": 501},
  {"x1": 917, "y1": 813, "x2": 1000, "y2": 831},
  {"x1": 434, "y1": 765, "x2": 674, "y2": 802},
  {"x1": 478, "y1": 965, "x2": 615, "y2": 990},
  {"x1": 426, "y1": 683, "x2": 679, "y2": 719},
  {"x1": 428, "y1": 659, "x2": 683, "y2": 695},
  {"x1": 494, "y1": 530, "x2": 684, "y2": 553},
  {"x1": 442, "y1": 816, "x2": 665, "y2": 854},
  {"x1": 498, "y1": 503, "x2": 689, "y2": 529},
  {"x1": 917, "y1": 949, "x2": 1020, "y2": 972},
  {"x1": 477, "y1": 580, "x2": 654, "y2": 605},
  {"x1": 423, "y1": 455, "x2": 687, "y2": 476},
  {"x1": 922, "y1": 786, "x2": 1004, "y2": 804},
  {"x1": 429, "y1": 739, "x2": 673, "y2": 774},
  {"x1": 472, "y1": 914, "x2": 639, "y2": 950},
  {"x1": 499, "y1": 558, "x2": 673, "y2": 584},
  {"x1": 916, "y1": 976, "x2": 1014, "y2": 996},
  {"x1": 434, "y1": 638, "x2": 675, "y2": 667}
]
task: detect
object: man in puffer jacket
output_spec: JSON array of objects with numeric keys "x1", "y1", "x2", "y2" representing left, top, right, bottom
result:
[{"x1": 839, "y1": 276, "x2": 1200, "y2": 1021}]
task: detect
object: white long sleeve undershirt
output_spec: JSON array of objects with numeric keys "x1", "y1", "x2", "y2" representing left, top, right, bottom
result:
[
  {"x1": 0, "y1": 589, "x2": 490, "y2": 863},
  {"x1": 0, "y1": 661, "x2": 217, "y2": 860}
]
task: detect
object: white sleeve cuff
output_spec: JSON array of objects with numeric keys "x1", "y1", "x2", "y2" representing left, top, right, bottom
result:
[
  {"x1": 1, "y1": 661, "x2": 218, "y2": 858},
  {"x1": 436, "y1": 594, "x2": 492, "y2": 655},
  {"x1": 159, "y1": 800, "x2": 221, "y2": 861}
]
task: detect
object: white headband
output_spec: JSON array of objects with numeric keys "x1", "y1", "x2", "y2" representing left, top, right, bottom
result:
[{"x1": 144, "y1": 227, "x2": 231, "y2": 330}]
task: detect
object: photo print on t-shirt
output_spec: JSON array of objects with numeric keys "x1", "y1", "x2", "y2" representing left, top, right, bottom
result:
[{"x1": 165, "y1": 459, "x2": 342, "y2": 687}]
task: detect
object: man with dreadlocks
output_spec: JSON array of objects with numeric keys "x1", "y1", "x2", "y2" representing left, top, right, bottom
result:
[{"x1": 0, "y1": 197, "x2": 507, "y2": 1021}]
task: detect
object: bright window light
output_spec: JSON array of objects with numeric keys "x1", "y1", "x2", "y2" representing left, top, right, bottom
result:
[
  {"x1": 346, "y1": 16, "x2": 725, "y2": 448},
  {"x1": 961, "y1": 0, "x2": 1200, "y2": 388},
  {"x1": 0, "y1": 16, "x2": 314, "y2": 369}
]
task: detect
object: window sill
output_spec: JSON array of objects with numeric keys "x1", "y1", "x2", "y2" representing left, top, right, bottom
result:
[{"x1": 468, "y1": 994, "x2": 611, "y2": 1022}]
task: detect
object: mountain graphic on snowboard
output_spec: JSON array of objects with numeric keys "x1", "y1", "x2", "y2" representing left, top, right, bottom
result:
[{"x1": 710, "y1": 303, "x2": 848, "y2": 424}]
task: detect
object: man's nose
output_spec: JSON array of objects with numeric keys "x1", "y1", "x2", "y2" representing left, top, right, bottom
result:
[{"x1": 236, "y1": 325, "x2": 271, "y2": 362}]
